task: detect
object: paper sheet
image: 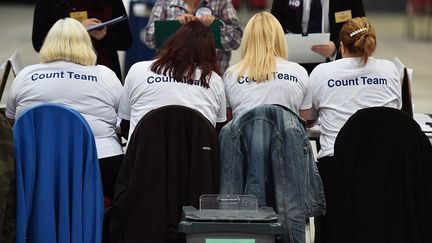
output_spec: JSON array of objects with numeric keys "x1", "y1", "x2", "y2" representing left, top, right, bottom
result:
[
  {"x1": 414, "y1": 113, "x2": 432, "y2": 133},
  {"x1": 286, "y1": 33, "x2": 330, "y2": 63}
]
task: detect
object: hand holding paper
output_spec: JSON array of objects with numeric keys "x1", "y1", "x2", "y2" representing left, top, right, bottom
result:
[
  {"x1": 197, "y1": 15, "x2": 216, "y2": 27},
  {"x1": 85, "y1": 15, "x2": 128, "y2": 32},
  {"x1": 176, "y1": 14, "x2": 196, "y2": 24},
  {"x1": 83, "y1": 18, "x2": 107, "y2": 40},
  {"x1": 286, "y1": 33, "x2": 330, "y2": 63},
  {"x1": 311, "y1": 41, "x2": 336, "y2": 59}
]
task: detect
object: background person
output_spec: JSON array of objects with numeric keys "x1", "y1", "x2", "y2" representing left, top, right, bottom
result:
[
  {"x1": 6, "y1": 18, "x2": 124, "y2": 203},
  {"x1": 32, "y1": 0, "x2": 132, "y2": 81},
  {"x1": 271, "y1": 0, "x2": 365, "y2": 73},
  {"x1": 308, "y1": 16, "x2": 402, "y2": 243},
  {"x1": 143, "y1": 0, "x2": 242, "y2": 72},
  {"x1": 223, "y1": 11, "x2": 311, "y2": 121},
  {"x1": 119, "y1": 20, "x2": 226, "y2": 139}
]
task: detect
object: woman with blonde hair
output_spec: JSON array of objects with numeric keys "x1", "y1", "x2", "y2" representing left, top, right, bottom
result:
[
  {"x1": 32, "y1": 0, "x2": 132, "y2": 81},
  {"x1": 309, "y1": 17, "x2": 402, "y2": 243},
  {"x1": 6, "y1": 18, "x2": 124, "y2": 203},
  {"x1": 39, "y1": 17, "x2": 97, "y2": 65},
  {"x1": 223, "y1": 11, "x2": 311, "y2": 120}
]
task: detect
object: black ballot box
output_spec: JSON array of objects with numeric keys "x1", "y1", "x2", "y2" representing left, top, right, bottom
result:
[{"x1": 179, "y1": 195, "x2": 282, "y2": 243}]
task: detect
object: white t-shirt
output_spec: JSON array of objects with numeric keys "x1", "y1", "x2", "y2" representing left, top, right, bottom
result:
[
  {"x1": 6, "y1": 61, "x2": 124, "y2": 159},
  {"x1": 118, "y1": 60, "x2": 226, "y2": 139},
  {"x1": 310, "y1": 57, "x2": 403, "y2": 159},
  {"x1": 223, "y1": 58, "x2": 311, "y2": 117}
]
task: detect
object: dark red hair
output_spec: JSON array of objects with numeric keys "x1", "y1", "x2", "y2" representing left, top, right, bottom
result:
[{"x1": 150, "y1": 20, "x2": 220, "y2": 88}]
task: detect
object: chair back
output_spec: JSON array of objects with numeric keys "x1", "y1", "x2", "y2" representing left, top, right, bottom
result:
[
  {"x1": 113, "y1": 105, "x2": 219, "y2": 243},
  {"x1": 13, "y1": 104, "x2": 104, "y2": 243},
  {"x1": 219, "y1": 104, "x2": 325, "y2": 243},
  {"x1": 331, "y1": 107, "x2": 432, "y2": 243}
]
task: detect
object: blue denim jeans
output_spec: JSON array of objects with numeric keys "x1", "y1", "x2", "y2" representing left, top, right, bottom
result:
[{"x1": 219, "y1": 105, "x2": 326, "y2": 243}]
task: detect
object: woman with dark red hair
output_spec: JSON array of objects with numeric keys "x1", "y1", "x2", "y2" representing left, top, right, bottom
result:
[{"x1": 119, "y1": 20, "x2": 226, "y2": 140}]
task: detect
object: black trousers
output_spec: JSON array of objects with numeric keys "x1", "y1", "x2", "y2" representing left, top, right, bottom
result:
[
  {"x1": 99, "y1": 154, "x2": 124, "y2": 201},
  {"x1": 69, "y1": 154, "x2": 124, "y2": 243},
  {"x1": 314, "y1": 156, "x2": 336, "y2": 243}
]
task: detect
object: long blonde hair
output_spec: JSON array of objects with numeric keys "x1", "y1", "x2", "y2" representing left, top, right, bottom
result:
[
  {"x1": 230, "y1": 11, "x2": 288, "y2": 83},
  {"x1": 39, "y1": 18, "x2": 97, "y2": 66},
  {"x1": 340, "y1": 17, "x2": 376, "y2": 66}
]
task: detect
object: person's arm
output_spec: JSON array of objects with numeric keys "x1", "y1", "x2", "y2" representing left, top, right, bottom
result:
[
  {"x1": 300, "y1": 108, "x2": 318, "y2": 128},
  {"x1": 307, "y1": 68, "x2": 321, "y2": 127},
  {"x1": 215, "y1": 107, "x2": 231, "y2": 134},
  {"x1": 7, "y1": 118, "x2": 15, "y2": 127},
  {"x1": 32, "y1": 0, "x2": 58, "y2": 52},
  {"x1": 217, "y1": 1, "x2": 242, "y2": 52},
  {"x1": 81, "y1": 18, "x2": 108, "y2": 40},
  {"x1": 118, "y1": 64, "x2": 135, "y2": 139},
  {"x1": 95, "y1": 0, "x2": 132, "y2": 51},
  {"x1": 144, "y1": 0, "x2": 166, "y2": 49},
  {"x1": 226, "y1": 108, "x2": 233, "y2": 122},
  {"x1": 311, "y1": 41, "x2": 336, "y2": 59}
]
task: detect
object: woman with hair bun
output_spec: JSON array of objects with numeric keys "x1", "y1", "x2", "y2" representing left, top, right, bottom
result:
[
  {"x1": 308, "y1": 16, "x2": 402, "y2": 243},
  {"x1": 310, "y1": 16, "x2": 402, "y2": 161}
]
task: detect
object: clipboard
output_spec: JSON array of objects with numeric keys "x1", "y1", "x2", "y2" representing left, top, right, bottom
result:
[
  {"x1": 154, "y1": 20, "x2": 221, "y2": 49},
  {"x1": 86, "y1": 15, "x2": 128, "y2": 32}
]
